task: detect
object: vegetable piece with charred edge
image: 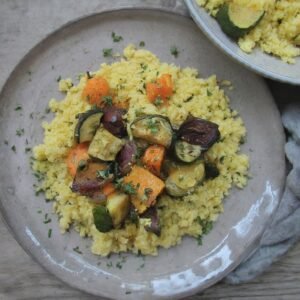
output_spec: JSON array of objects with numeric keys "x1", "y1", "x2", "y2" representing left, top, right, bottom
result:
[
  {"x1": 102, "y1": 106, "x2": 127, "y2": 138},
  {"x1": 131, "y1": 115, "x2": 173, "y2": 148},
  {"x1": 165, "y1": 160, "x2": 205, "y2": 197},
  {"x1": 117, "y1": 141, "x2": 137, "y2": 176},
  {"x1": 71, "y1": 161, "x2": 113, "y2": 203},
  {"x1": 174, "y1": 140, "x2": 202, "y2": 163},
  {"x1": 74, "y1": 109, "x2": 103, "y2": 143},
  {"x1": 177, "y1": 117, "x2": 220, "y2": 149},
  {"x1": 141, "y1": 206, "x2": 161, "y2": 236},
  {"x1": 88, "y1": 126, "x2": 125, "y2": 161}
]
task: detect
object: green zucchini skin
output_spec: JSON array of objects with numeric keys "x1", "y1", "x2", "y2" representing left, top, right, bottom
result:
[
  {"x1": 74, "y1": 109, "x2": 103, "y2": 143},
  {"x1": 130, "y1": 114, "x2": 173, "y2": 148},
  {"x1": 174, "y1": 140, "x2": 202, "y2": 163},
  {"x1": 216, "y1": 4, "x2": 264, "y2": 39}
]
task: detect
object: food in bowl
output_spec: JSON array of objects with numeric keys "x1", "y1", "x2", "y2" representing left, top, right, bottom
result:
[
  {"x1": 196, "y1": 0, "x2": 300, "y2": 63},
  {"x1": 33, "y1": 45, "x2": 249, "y2": 256}
]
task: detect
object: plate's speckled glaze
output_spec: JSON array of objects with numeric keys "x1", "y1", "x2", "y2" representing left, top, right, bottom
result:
[
  {"x1": 0, "y1": 5, "x2": 285, "y2": 300},
  {"x1": 185, "y1": 0, "x2": 300, "y2": 85}
]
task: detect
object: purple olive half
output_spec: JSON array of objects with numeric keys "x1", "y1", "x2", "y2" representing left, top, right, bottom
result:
[
  {"x1": 177, "y1": 117, "x2": 220, "y2": 149},
  {"x1": 116, "y1": 141, "x2": 137, "y2": 176},
  {"x1": 102, "y1": 106, "x2": 127, "y2": 138}
]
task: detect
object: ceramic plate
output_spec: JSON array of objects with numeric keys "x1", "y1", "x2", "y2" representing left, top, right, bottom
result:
[
  {"x1": 185, "y1": 0, "x2": 300, "y2": 85},
  {"x1": 0, "y1": 4, "x2": 285, "y2": 300}
]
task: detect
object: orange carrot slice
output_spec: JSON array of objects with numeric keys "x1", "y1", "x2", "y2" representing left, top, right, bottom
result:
[{"x1": 142, "y1": 145, "x2": 166, "y2": 176}]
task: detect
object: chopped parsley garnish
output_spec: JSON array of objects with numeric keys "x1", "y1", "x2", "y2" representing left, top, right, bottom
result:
[
  {"x1": 96, "y1": 169, "x2": 110, "y2": 179},
  {"x1": 154, "y1": 97, "x2": 163, "y2": 107},
  {"x1": 16, "y1": 128, "x2": 25, "y2": 137},
  {"x1": 103, "y1": 95, "x2": 113, "y2": 106},
  {"x1": 207, "y1": 90, "x2": 212, "y2": 97},
  {"x1": 139, "y1": 41, "x2": 145, "y2": 47},
  {"x1": 111, "y1": 32, "x2": 123, "y2": 42},
  {"x1": 147, "y1": 119, "x2": 159, "y2": 134},
  {"x1": 86, "y1": 71, "x2": 92, "y2": 79},
  {"x1": 103, "y1": 48, "x2": 113, "y2": 57},
  {"x1": 11, "y1": 145, "x2": 16, "y2": 152},
  {"x1": 37, "y1": 210, "x2": 42, "y2": 214},
  {"x1": 45, "y1": 107, "x2": 51, "y2": 114},
  {"x1": 106, "y1": 261, "x2": 113, "y2": 268},
  {"x1": 56, "y1": 75, "x2": 61, "y2": 82},
  {"x1": 142, "y1": 187, "x2": 153, "y2": 202},
  {"x1": 122, "y1": 182, "x2": 138, "y2": 195},
  {"x1": 170, "y1": 46, "x2": 179, "y2": 58},
  {"x1": 116, "y1": 261, "x2": 123, "y2": 269},
  {"x1": 25, "y1": 147, "x2": 32, "y2": 153},
  {"x1": 140, "y1": 63, "x2": 148, "y2": 71},
  {"x1": 197, "y1": 217, "x2": 213, "y2": 235},
  {"x1": 15, "y1": 105, "x2": 22, "y2": 111},
  {"x1": 73, "y1": 246, "x2": 82, "y2": 254},
  {"x1": 43, "y1": 213, "x2": 52, "y2": 224},
  {"x1": 48, "y1": 228, "x2": 52, "y2": 238},
  {"x1": 184, "y1": 95, "x2": 194, "y2": 102}
]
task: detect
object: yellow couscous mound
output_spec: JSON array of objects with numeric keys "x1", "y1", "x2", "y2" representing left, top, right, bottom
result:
[
  {"x1": 197, "y1": 0, "x2": 300, "y2": 63},
  {"x1": 33, "y1": 45, "x2": 249, "y2": 256}
]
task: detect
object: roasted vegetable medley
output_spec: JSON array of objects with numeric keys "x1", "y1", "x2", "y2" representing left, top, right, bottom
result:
[{"x1": 67, "y1": 73, "x2": 221, "y2": 236}]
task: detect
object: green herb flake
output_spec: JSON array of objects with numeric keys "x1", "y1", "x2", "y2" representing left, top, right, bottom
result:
[
  {"x1": 48, "y1": 228, "x2": 52, "y2": 238},
  {"x1": 103, "y1": 95, "x2": 113, "y2": 106},
  {"x1": 170, "y1": 46, "x2": 179, "y2": 58},
  {"x1": 106, "y1": 261, "x2": 113, "y2": 268},
  {"x1": 125, "y1": 291, "x2": 132, "y2": 295},
  {"x1": 43, "y1": 217, "x2": 52, "y2": 224},
  {"x1": 116, "y1": 261, "x2": 123, "y2": 269},
  {"x1": 16, "y1": 128, "x2": 25, "y2": 137},
  {"x1": 11, "y1": 145, "x2": 16, "y2": 152},
  {"x1": 56, "y1": 75, "x2": 61, "y2": 82},
  {"x1": 147, "y1": 119, "x2": 159, "y2": 134},
  {"x1": 111, "y1": 32, "x2": 123, "y2": 42},
  {"x1": 197, "y1": 217, "x2": 213, "y2": 235},
  {"x1": 122, "y1": 182, "x2": 138, "y2": 195},
  {"x1": 73, "y1": 246, "x2": 82, "y2": 254},
  {"x1": 103, "y1": 48, "x2": 113, "y2": 57},
  {"x1": 96, "y1": 169, "x2": 110, "y2": 179},
  {"x1": 154, "y1": 97, "x2": 163, "y2": 107},
  {"x1": 25, "y1": 147, "x2": 31, "y2": 153},
  {"x1": 15, "y1": 105, "x2": 22, "y2": 111},
  {"x1": 37, "y1": 210, "x2": 42, "y2": 214},
  {"x1": 207, "y1": 90, "x2": 212, "y2": 97},
  {"x1": 139, "y1": 41, "x2": 145, "y2": 47},
  {"x1": 140, "y1": 63, "x2": 148, "y2": 71}
]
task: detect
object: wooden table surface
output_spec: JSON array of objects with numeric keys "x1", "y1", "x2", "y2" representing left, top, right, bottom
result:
[{"x1": 1, "y1": 1, "x2": 300, "y2": 299}]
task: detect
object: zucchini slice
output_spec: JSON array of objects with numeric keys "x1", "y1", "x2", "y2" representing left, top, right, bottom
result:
[
  {"x1": 216, "y1": 4, "x2": 264, "y2": 39},
  {"x1": 88, "y1": 126, "x2": 125, "y2": 161},
  {"x1": 175, "y1": 140, "x2": 202, "y2": 163},
  {"x1": 75, "y1": 109, "x2": 103, "y2": 143},
  {"x1": 130, "y1": 115, "x2": 173, "y2": 148},
  {"x1": 165, "y1": 160, "x2": 205, "y2": 197}
]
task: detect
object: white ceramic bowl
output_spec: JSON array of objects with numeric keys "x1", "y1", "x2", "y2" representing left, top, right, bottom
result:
[{"x1": 185, "y1": 0, "x2": 300, "y2": 85}]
